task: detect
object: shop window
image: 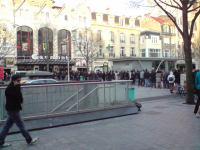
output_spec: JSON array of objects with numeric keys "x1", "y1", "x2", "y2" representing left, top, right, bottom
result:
[
  {"x1": 58, "y1": 29, "x2": 71, "y2": 57},
  {"x1": 38, "y1": 27, "x2": 53, "y2": 56},
  {"x1": 17, "y1": 26, "x2": 33, "y2": 57}
]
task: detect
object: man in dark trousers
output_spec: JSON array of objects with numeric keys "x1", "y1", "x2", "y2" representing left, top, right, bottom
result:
[{"x1": 0, "y1": 75, "x2": 38, "y2": 147}]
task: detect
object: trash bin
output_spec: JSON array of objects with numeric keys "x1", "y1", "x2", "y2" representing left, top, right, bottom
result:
[
  {"x1": 80, "y1": 76, "x2": 83, "y2": 81},
  {"x1": 128, "y1": 88, "x2": 135, "y2": 102}
]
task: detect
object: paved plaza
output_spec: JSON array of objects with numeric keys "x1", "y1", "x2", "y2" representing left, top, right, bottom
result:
[{"x1": 1, "y1": 90, "x2": 200, "y2": 150}]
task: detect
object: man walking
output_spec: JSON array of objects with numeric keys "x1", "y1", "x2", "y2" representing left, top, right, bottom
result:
[{"x1": 0, "y1": 75, "x2": 38, "y2": 147}]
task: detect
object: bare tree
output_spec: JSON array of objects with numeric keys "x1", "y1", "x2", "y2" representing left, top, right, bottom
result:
[
  {"x1": 0, "y1": 24, "x2": 15, "y2": 61},
  {"x1": 128, "y1": 0, "x2": 200, "y2": 104},
  {"x1": 34, "y1": 21, "x2": 58, "y2": 72},
  {"x1": 73, "y1": 27, "x2": 104, "y2": 72}
]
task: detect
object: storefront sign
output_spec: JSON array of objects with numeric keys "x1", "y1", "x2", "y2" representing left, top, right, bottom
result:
[
  {"x1": 0, "y1": 66, "x2": 3, "y2": 79},
  {"x1": 6, "y1": 58, "x2": 14, "y2": 66},
  {"x1": 32, "y1": 54, "x2": 69, "y2": 60}
]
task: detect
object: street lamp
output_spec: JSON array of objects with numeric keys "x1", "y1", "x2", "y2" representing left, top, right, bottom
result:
[{"x1": 65, "y1": 29, "x2": 78, "y2": 81}]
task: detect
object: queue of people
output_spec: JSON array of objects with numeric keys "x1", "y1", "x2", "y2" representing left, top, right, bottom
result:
[{"x1": 51, "y1": 69, "x2": 185, "y2": 91}]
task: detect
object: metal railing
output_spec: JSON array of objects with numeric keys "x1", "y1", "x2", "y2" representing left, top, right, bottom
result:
[{"x1": 0, "y1": 81, "x2": 132, "y2": 122}]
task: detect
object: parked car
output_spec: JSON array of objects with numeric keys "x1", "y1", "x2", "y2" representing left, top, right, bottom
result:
[{"x1": 23, "y1": 78, "x2": 59, "y2": 84}]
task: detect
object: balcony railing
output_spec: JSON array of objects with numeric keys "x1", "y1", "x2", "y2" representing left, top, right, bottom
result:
[
  {"x1": 120, "y1": 54, "x2": 126, "y2": 57},
  {"x1": 130, "y1": 54, "x2": 136, "y2": 57},
  {"x1": 97, "y1": 53, "x2": 104, "y2": 58},
  {"x1": 109, "y1": 53, "x2": 115, "y2": 57}
]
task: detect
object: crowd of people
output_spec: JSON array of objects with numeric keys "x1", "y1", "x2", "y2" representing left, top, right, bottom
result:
[{"x1": 52, "y1": 69, "x2": 191, "y2": 91}]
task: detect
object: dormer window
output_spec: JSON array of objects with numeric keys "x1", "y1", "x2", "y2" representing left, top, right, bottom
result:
[
  {"x1": 97, "y1": 15, "x2": 101, "y2": 23},
  {"x1": 46, "y1": 12, "x2": 49, "y2": 19},
  {"x1": 120, "y1": 19, "x2": 123, "y2": 26},
  {"x1": 65, "y1": 15, "x2": 68, "y2": 21},
  {"x1": 109, "y1": 17, "x2": 113, "y2": 25},
  {"x1": 41, "y1": 12, "x2": 44, "y2": 18},
  {"x1": 25, "y1": 10, "x2": 29, "y2": 17},
  {"x1": 163, "y1": 26, "x2": 168, "y2": 32},
  {"x1": 20, "y1": 9, "x2": 23, "y2": 16},
  {"x1": 135, "y1": 19, "x2": 140, "y2": 26},
  {"x1": 130, "y1": 20, "x2": 133, "y2": 28}
]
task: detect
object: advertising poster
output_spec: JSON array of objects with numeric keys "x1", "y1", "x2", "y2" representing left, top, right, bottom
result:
[
  {"x1": 22, "y1": 43, "x2": 28, "y2": 52},
  {"x1": 0, "y1": 66, "x2": 3, "y2": 80}
]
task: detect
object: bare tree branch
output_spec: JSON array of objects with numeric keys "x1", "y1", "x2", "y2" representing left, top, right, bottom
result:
[
  {"x1": 153, "y1": 0, "x2": 184, "y2": 37},
  {"x1": 158, "y1": 0, "x2": 182, "y2": 9},
  {"x1": 187, "y1": 5, "x2": 200, "y2": 13},
  {"x1": 187, "y1": 0, "x2": 196, "y2": 9}
]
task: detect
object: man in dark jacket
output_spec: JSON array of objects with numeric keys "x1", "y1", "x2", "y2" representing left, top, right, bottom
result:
[{"x1": 0, "y1": 75, "x2": 38, "y2": 147}]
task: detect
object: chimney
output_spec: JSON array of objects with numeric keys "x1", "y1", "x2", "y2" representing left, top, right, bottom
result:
[{"x1": 106, "y1": 8, "x2": 110, "y2": 14}]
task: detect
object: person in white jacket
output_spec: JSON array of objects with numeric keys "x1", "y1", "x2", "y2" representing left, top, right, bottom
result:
[{"x1": 167, "y1": 71, "x2": 175, "y2": 93}]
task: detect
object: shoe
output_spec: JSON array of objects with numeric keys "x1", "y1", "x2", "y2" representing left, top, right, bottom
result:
[
  {"x1": 28, "y1": 137, "x2": 39, "y2": 144},
  {"x1": 196, "y1": 114, "x2": 200, "y2": 118},
  {"x1": 0, "y1": 142, "x2": 11, "y2": 147}
]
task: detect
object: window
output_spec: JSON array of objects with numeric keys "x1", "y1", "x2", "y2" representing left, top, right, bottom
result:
[
  {"x1": 83, "y1": 17, "x2": 86, "y2": 23},
  {"x1": 97, "y1": 15, "x2": 101, "y2": 23},
  {"x1": 140, "y1": 49, "x2": 145, "y2": 57},
  {"x1": 164, "y1": 50, "x2": 169, "y2": 58},
  {"x1": 149, "y1": 49, "x2": 161, "y2": 57},
  {"x1": 130, "y1": 47, "x2": 135, "y2": 56},
  {"x1": 38, "y1": 27, "x2": 53, "y2": 56},
  {"x1": 163, "y1": 26, "x2": 168, "y2": 32},
  {"x1": 120, "y1": 19, "x2": 123, "y2": 26},
  {"x1": 46, "y1": 12, "x2": 49, "y2": 19},
  {"x1": 120, "y1": 33, "x2": 125, "y2": 43},
  {"x1": 97, "y1": 30, "x2": 101, "y2": 41},
  {"x1": 109, "y1": 31, "x2": 114, "y2": 42},
  {"x1": 120, "y1": 47, "x2": 125, "y2": 56},
  {"x1": 110, "y1": 46, "x2": 114, "y2": 57},
  {"x1": 1, "y1": 5, "x2": 5, "y2": 13},
  {"x1": 20, "y1": 9, "x2": 23, "y2": 16},
  {"x1": 177, "y1": 18, "x2": 180, "y2": 24},
  {"x1": 98, "y1": 46, "x2": 102, "y2": 56},
  {"x1": 65, "y1": 15, "x2": 68, "y2": 21},
  {"x1": 170, "y1": 27, "x2": 174, "y2": 33},
  {"x1": 130, "y1": 20, "x2": 133, "y2": 28},
  {"x1": 135, "y1": 19, "x2": 140, "y2": 26},
  {"x1": 171, "y1": 51, "x2": 175, "y2": 58},
  {"x1": 130, "y1": 34, "x2": 135, "y2": 44},
  {"x1": 171, "y1": 38, "x2": 175, "y2": 44},
  {"x1": 152, "y1": 36, "x2": 158, "y2": 44},
  {"x1": 141, "y1": 36, "x2": 144, "y2": 44},
  {"x1": 109, "y1": 17, "x2": 113, "y2": 25},
  {"x1": 41, "y1": 12, "x2": 44, "y2": 18},
  {"x1": 164, "y1": 38, "x2": 169, "y2": 44},
  {"x1": 79, "y1": 16, "x2": 82, "y2": 22},
  {"x1": 25, "y1": 10, "x2": 29, "y2": 17},
  {"x1": 58, "y1": 29, "x2": 70, "y2": 56},
  {"x1": 17, "y1": 26, "x2": 33, "y2": 56}
]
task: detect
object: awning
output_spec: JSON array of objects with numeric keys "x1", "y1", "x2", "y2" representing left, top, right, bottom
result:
[{"x1": 16, "y1": 59, "x2": 76, "y2": 65}]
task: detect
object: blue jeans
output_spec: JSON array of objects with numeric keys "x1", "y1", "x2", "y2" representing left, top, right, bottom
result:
[
  {"x1": 0, "y1": 111, "x2": 32, "y2": 145},
  {"x1": 145, "y1": 79, "x2": 149, "y2": 87}
]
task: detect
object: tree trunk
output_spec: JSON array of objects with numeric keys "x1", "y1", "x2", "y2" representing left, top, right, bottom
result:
[
  {"x1": 183, "y1": 3, "x2": 194, "y2": 104},
  {"x1": 86, "y1": 59, "x2": 89, "y2": 72}
]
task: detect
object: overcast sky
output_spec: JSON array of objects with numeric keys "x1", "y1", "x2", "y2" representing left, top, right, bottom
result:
[{"x1": 54, "y1": 0, "x2": 150, "y2": 18}]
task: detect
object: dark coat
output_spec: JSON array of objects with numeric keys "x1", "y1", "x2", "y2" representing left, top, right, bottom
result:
[
  {"x1": 175, "y1": 72, "x2": 180, "y2": 84},
  {"x1": 5, "y1": 82, "x2": 23, "y2": 111}
]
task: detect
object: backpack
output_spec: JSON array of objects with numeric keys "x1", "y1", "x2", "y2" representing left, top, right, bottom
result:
[{"x1": 169, "y1": 77, "x2": 173, "y2": 81}]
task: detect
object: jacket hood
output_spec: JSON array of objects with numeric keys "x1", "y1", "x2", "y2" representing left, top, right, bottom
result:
[{"x1": 170, "y1": 71, "x2": 173, "y2": 75}]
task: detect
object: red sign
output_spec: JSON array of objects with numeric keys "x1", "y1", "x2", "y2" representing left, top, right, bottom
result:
[
  {"x1": 0, "y1": 66, "x2": 3, "y2": 79},
  {"x1": 17, "y1": 45, "x2": 21, "y2": 48}
]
